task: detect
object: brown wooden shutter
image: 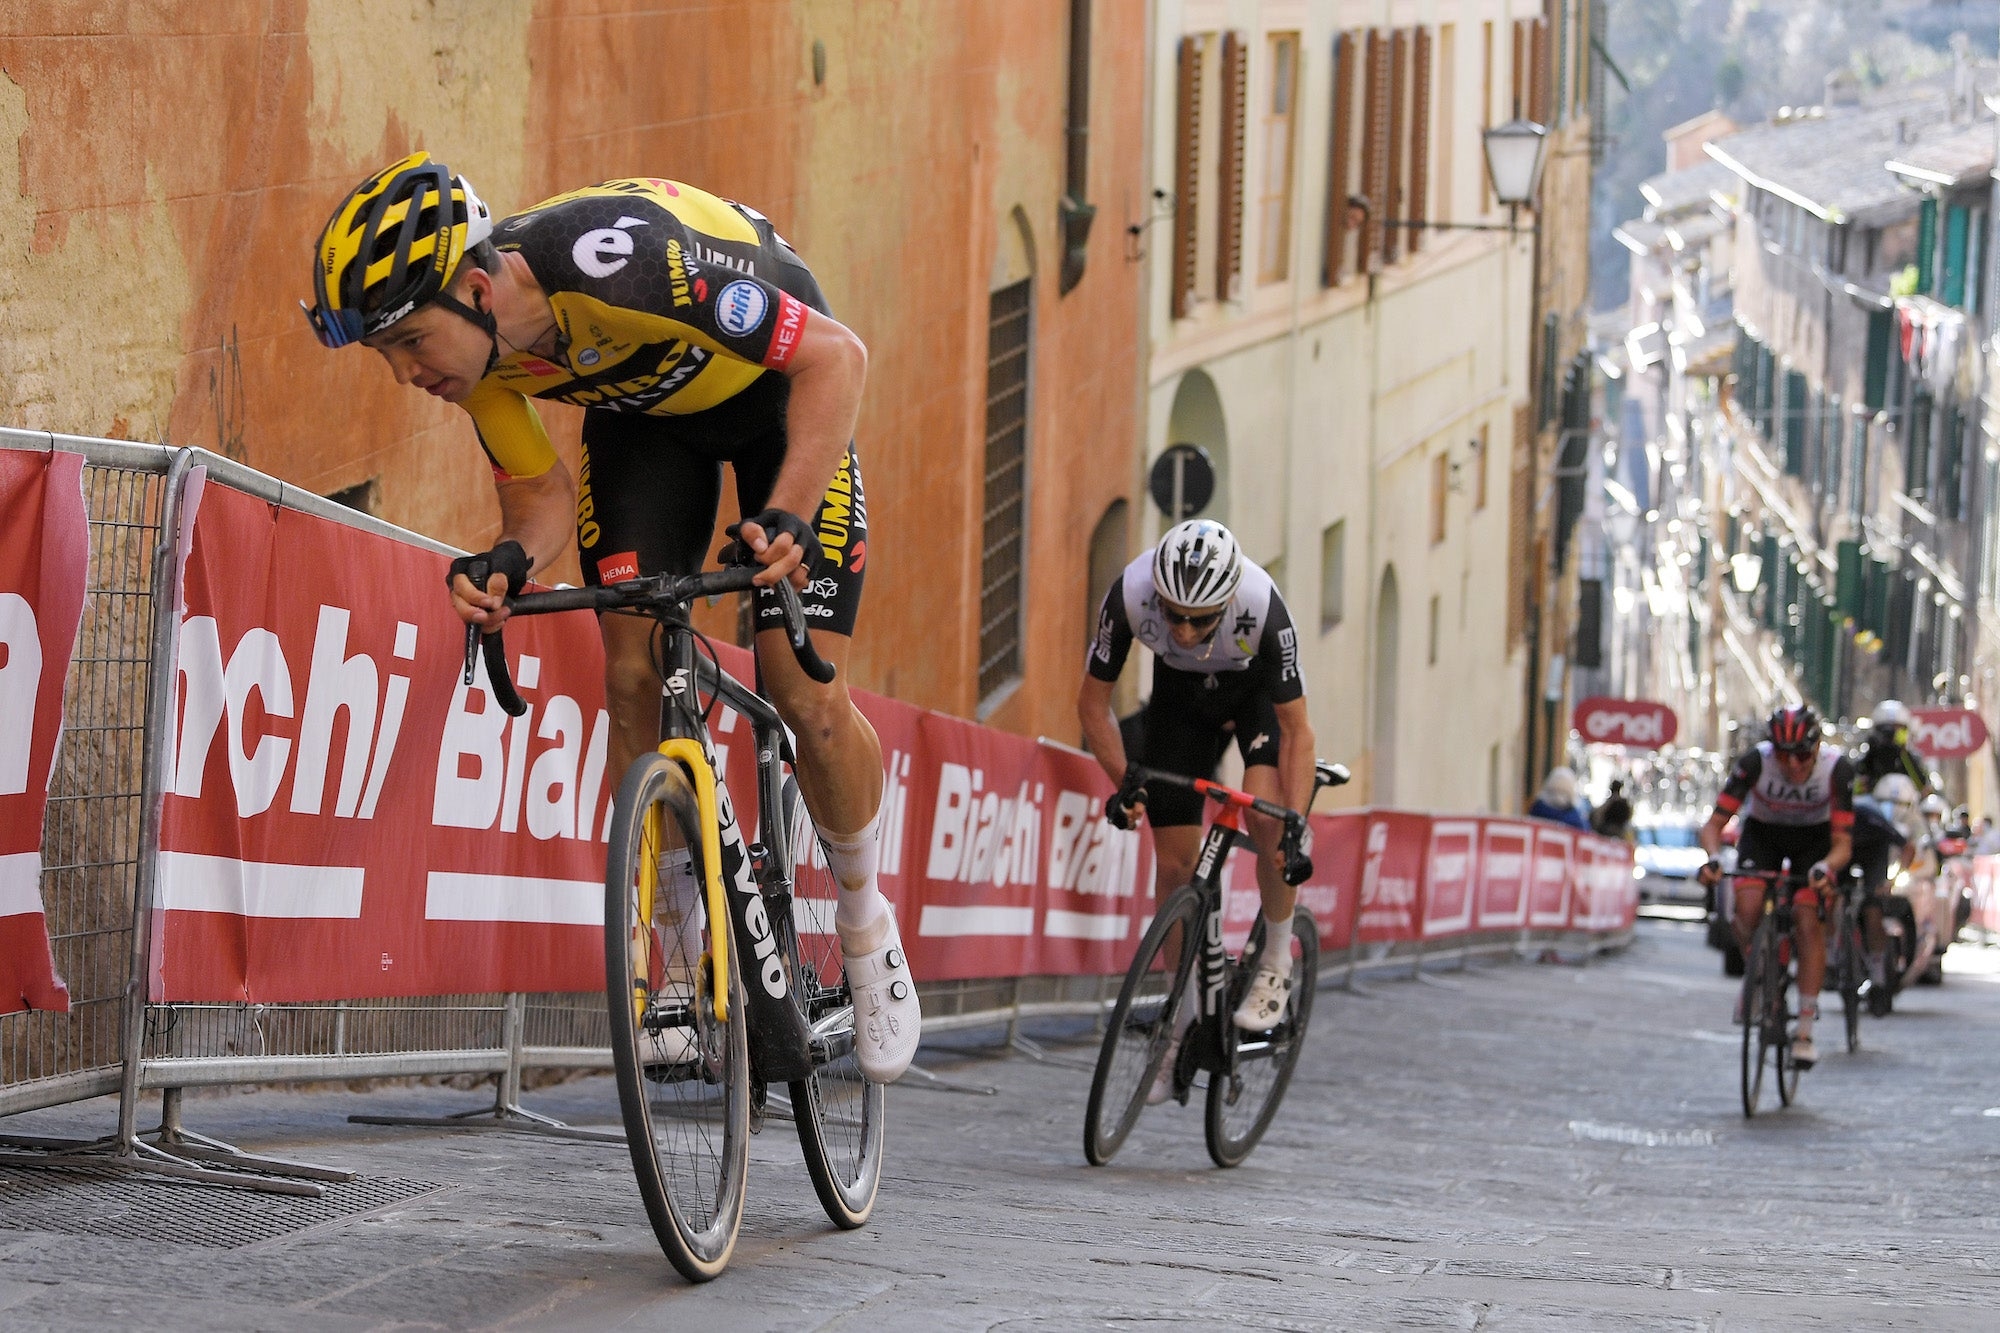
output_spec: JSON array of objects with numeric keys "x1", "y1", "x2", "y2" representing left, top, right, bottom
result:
[
  {"x1": 1216, "y1": 30, "x2": 1248, "y2": 302},
  {"x1": 1171, "y1": 35, "x2": 1202, "y2": 320},
  {"x1": 1384, "y1": 29, "x2": 1408, "y2": 266},
  {"x1": 1408, "y1": 27, "x2": 1432, "y2": 255},
  {"x1": 1511, "y1": 19, "x2": 1526, "y2": 118},
  {"x1": 1323, "y1": 31, "x2": 1357, "y2": 286},
  {"x1": 1529, "y1": 17, "x2": 1550, "y2": 124},
  {"x1": 1360, "y1": 30, "x2": 1389, "y2": 273}
]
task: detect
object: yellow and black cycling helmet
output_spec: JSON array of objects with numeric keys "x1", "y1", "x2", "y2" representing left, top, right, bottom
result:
[{"x1": 302, "y1": 150, "x2": 494, "y2": 348}]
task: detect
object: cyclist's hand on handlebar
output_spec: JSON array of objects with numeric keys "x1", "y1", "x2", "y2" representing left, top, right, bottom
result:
[
  {"x1": 1697, "y1": 858, "x2": 1723, "y2": 887},
  {"x1": 1104, "y1": 786, "x2": 1146, "y2": 831},
  {"x1": 722, "y1": 508, "x2": 823, "y2": 590},
  {"x1": 1281, "y1": 819, "x2": 1315, "y2": 886},
  {"x1": 1808, "y1": 860, "x2": 1833, "y2": 887},
  {"x1": 447, "y1": 540, "x2": 529, "y2": 628}
]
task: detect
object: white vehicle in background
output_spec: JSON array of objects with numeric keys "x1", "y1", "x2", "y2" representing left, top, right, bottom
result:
[{"x1": 1633, "y1": 818, "x2": 1708, "y2": 906}]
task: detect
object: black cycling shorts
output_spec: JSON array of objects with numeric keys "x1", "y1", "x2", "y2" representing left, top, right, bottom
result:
[
  {"x1": 1135, "y1": 665, "x2": 1282, "y2": 828},
  {"x1": 575, "y1": 373, "x2": 869, "y2": 637},
  {"x1": 1734, "y1": 819, "x2": 1832, "y2": 877}
]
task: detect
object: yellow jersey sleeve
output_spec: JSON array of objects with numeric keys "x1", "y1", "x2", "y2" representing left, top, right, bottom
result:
[{"x1": 461, "y1": 379, "x2": 558, "y2": 480}]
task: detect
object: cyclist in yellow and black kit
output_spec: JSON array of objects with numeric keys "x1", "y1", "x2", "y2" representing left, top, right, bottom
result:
[{"x1": 303, "y1": 152, "x2": 918, "y2": 1082}]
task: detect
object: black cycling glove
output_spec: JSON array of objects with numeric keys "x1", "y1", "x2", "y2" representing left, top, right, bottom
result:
[
  {"x1": 721, "y1": 508, "x2": 824, "y2": 575},
  {"x1": 447, "y1": 539, "x2": 530, "y2": 598},
  {"x1": 1103, "y1": 787, "x2": 1146, "y2": 831}
]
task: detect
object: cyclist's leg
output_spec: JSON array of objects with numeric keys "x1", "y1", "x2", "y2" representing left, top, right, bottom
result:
[
  {"x1": 1732, "y1": 822, "x2": 1781, "y2": 949},
  {"x1": 736, "y1": 439, "x2": 915, "y2": 1081},
  {"x1": 1232, "y1": 690, "x2": 1295, "y2": 953}
]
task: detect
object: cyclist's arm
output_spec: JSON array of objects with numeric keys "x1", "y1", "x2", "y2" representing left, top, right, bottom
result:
[
  {"x1": 736, "y1": 311, "x2": 868, "y2": 588},
  {"x1": 1821, "y1": 755, "x2": 1857, "y2": 879},
  {"x1": 448, "y1": 385, "x2": 577, "y2": 627},
  {"x1": 1077, "y1": 581, "x2": 1135, "y2": 784},
  {"x1": 1273, "y1": 695, "x2": 1317, "y2": 817},
  {"x1": 1697, "y1": 808, "x2": 1731, "y2": 862}
]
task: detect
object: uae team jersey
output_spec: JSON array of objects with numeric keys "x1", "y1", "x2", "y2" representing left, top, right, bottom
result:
[
  {"x1": 1086, "y1": 553, "x2": 1305, "y2": 702},
  {"x1": 1716, "y1": 741, "x2": 1856, "y2": 829},
  {"x1": 463, "y1": 179, "x2": 820, "y2": 479}
]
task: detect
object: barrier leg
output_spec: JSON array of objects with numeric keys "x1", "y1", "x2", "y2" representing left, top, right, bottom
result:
[
  {"x1": 347, "y1": 995, "x2": 623, "y2": 1143},
  {"x1": 138, "y1": 1086, "x2": 355, "y2": 1186}
]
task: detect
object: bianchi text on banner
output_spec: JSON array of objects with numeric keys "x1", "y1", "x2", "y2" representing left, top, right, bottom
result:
[{"x1": 0, "y1": 449, "x2": 87, "y2": 1015}]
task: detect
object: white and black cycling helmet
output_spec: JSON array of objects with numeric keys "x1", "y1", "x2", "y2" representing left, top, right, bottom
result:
[
  {"x1": 1871, "y1": 699, "x2": 1911, "y2": 738},
  {"x1": 1153, "y1": 519, "x2": 1244, "y2": 611}
]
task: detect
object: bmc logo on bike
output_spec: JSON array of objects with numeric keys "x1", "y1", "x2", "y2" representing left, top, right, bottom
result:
[
  {"x1": 1572, "y1": 697, "x2": 1678, "y2": 749},
  {"x1": 1910, "y1": 707, "x2": 1989, "y2": 759}
]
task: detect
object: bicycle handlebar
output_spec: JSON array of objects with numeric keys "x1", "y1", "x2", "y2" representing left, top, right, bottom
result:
[
  {"x1": 1108, "y1": 761, "x2": 1349, "y2": 887},
  {"x1": 460, "y1": 562, "x2": 837, "y2": 718}
]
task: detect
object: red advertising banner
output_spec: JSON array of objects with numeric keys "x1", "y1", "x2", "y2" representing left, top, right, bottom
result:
[
  {"x1": 154, "y1": 491, "x2": 1637, "y2": 1003},
  {"x1": 0, "y1": 450, "x2": 86, "y2": 1014}
]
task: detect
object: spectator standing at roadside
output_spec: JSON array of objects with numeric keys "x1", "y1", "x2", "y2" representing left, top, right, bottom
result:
[
  {"x1": 1974, "y1": 817, "x2": 2000, "y2": 856},
  {"x1": 1528, "y1": 768, "x2": 1591, "y2": 832},
  {"x1": 1590, "y1": 778, "x2": 1636, "y2": 841}
]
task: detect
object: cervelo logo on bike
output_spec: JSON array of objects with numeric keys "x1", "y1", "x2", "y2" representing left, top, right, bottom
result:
[
  {"x1": 1571, "y1": 696, "x2": 1678, "y2": 748},
  {"x1": 1910, "y1": 708, "x2": 1989, "y2": 759}
]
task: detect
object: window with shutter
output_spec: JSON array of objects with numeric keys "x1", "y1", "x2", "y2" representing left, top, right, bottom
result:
[
  {"x1": 1408, "y1": 28, "x2": 1433, "y2": 255},
  {"x1": 979, "y1": 280, "x2": 1032, "y2": 705},
  {"x1": 1507, "y1": 404, "x2": 1533, "y2": 650},
  {"x1": 1323, "y1": 31, "x2": 1357, "y2": 286},
  {"x1": 1482, "y1": 21, "x2": 1495, "y2": 214},
  {"x1": 1259, "y1": 32, "x2": 1300, "y2": 285},
  {"x1": 1361, "y1": 30, "x2": 1390, "y2": 274},
  {"x1": 1527, "y1": 17, "x2": 1550, "y2": 124},
  {"x1": 1385, "y1": 29, "x2": 1408, "y2": 266},
  {"x1": 1216, "y1": 30, "x2": 1248, "y2": 301},
  {"x1": 1511, "y1": 19, "x2": 1526, "y2": 118},
  {"x1": 1171, "y1": 34, "x2": 1204, "y2": 320}
]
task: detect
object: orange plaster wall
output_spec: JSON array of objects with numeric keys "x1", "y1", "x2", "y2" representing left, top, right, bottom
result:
[{"x1": 0, "y1": 0, "x2": 1143, "y2": 737}]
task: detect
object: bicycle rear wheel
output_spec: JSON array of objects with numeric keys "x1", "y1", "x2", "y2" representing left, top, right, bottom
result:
[
  {"x1": 776, "y1": 779, "x2": 886, "y2": 1229},
  {"x1": 1205, "y1": 905, "x2": 1319, "y2": 1168},
  {"x1": 605, "y1": 753, "x2": 750, "y2": 1283},
  {"x1": 1739, "y1": 921, "x2": 1771, "y2": 1118},
  {"x1": 1084, "y1": 885, "x2": 1204, "y2": 1166}
]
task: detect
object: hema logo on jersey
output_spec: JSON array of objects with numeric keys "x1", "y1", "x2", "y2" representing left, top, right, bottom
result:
[{"x1": 715, "y1": 280, "x2": 769, "y2": 335}]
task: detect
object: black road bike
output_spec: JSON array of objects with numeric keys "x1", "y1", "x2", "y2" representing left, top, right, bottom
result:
[
  {"x1": 1083, "y1": 759, "x2": 1348, "y2": 1168},
  {"x1": 1732, "y1": 867, "x2": 1809, "y2": 1117},
  {"x1": 467, "y1": 560, "x2": 882, "y2": 1281},
  {"x1": 1826, "y1": 869, "x2": 1869, "y2": 1053}
]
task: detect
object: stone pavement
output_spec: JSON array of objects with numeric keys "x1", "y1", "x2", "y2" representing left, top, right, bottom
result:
[{"x1": 2, "y1": 918, "x2": 1998, "y2": 1330}]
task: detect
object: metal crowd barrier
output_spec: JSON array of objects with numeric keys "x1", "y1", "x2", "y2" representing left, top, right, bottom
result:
[{"x1": 0, "y1": 429, "x2": 1634, "y2": 1193}]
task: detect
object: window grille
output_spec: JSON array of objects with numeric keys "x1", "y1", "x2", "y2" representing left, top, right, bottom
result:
[{"x1": 979, "y1": 279, "x2": 1032, "y2": 704}]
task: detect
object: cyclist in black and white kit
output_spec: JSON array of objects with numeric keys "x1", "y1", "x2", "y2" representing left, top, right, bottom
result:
[
  {"x1": 1076, "y1": 520, "x2": 1318, "y2": 1044},
  {"x1": 1696, "y1": 704, "x2": 1854, "y2": 1066}
]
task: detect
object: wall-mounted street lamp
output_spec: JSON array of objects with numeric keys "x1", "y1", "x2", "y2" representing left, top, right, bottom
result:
[
  {"x1": 1381, "y1": 120, "x2": 1550, "y2": 235},
  {"x1": 1729, "y1": 551, "x2": 1764, "y2": 595}
]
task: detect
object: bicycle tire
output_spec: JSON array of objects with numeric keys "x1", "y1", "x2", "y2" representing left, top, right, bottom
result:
[
  {"x1": 1836, "y1": 899, "x2": 1863, "y2": 1054},
  {"x1": 604, "y1": 753, "x2": 750, "y2": 1283},
  {"x1": 1205, "y1": 905, "x2": 1319, "y2": 1168},
  {"x1": 1774, "y1": 967, "x2": 1802, "y2": 1107},
  {"x1": 775, "y1": 779, "x2": 886, "y2": 1229},
  {"x1": 1740, "y1": 919, "x2": 1771, "y2": 1118},
  {"x1": 1084, "y1": 885, "x2": 1204, "y2": 1166}
]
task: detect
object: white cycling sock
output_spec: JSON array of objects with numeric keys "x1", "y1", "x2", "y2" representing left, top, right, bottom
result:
[
  {"x1": 1796, "y1": 998, "x2": 1818, "y2": 1035},
  {"x1": 657, "y1": 847, "x2": 704, "y2": 971},
  {"x1": 824, "y1": 804, "x2": 886, "y2": 932},
  {"x1": 1259, "y1": 911, "x2": 1295, "y2": 976}
]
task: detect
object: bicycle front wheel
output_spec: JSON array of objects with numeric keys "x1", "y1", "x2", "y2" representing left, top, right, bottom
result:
[
  {"x1": 1739, "y1": 920, "x2": 1772, "y2": 1118},
  {"x1": 1205, "y1": 905, "x2": 1319, "y2": 1168},
  {"x1": 1084, "y1": 885, "x2": 1204, "y2": 1166},
  {"x1": 777, "y1": 779, "x2": 886, "y2": 1229},
  {"x1": 1774, "y1": 967, "x2": 1802, "y2": 1107},
  {"x1": 605, "y1": 752, "x2": 750, "y2": 1283},
  {"x1": 1836, "y1": 902, "x2": 1864, "y2": 1054}
]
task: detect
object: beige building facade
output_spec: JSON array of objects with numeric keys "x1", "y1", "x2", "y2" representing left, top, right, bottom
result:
[{"x1": 1141, "y1": 1, "x2": 1586, "y2": 811}]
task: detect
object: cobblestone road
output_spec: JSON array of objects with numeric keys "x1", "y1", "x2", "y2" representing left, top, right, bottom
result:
[{"x1": 2, "y1": 918, "x2": 1998, "y2": 1330}]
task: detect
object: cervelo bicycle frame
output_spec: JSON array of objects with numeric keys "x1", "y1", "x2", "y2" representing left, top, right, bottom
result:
[{"x1": 466, "y1": 562, "x2": 831, "y2": 1071}]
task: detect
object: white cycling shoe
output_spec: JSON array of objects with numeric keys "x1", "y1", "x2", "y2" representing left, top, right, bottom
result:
[
  {"x1": 838, "y1": 906, "x2": 921, "y2": 1083},
  {"x1": 1232, "y1": 964, "x2": 1293, "y2": 1032},
  {"x1": 1791, "y1": 1031, "x2": 1818, "y2": 1067}
]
